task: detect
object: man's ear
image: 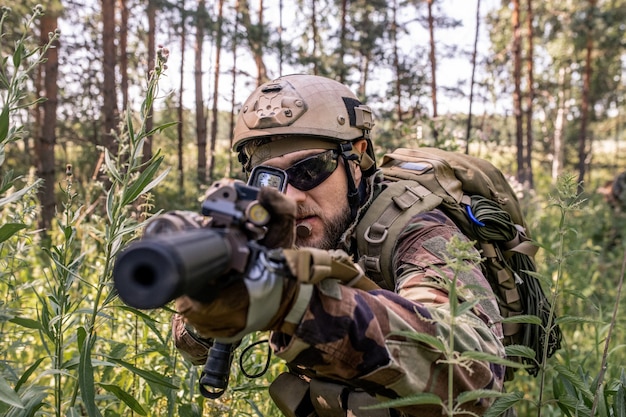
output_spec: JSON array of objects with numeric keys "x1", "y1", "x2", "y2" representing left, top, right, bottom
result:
[
  {"x1": 353, "y1": 138, "x2": 368, "y2": 154},
  {"x1": 350, "y1": 139, "x2": 368, "y2": 185}
]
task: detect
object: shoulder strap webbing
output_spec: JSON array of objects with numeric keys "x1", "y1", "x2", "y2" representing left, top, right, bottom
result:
[{"x1": 356, "y1": 180, "x2": 443, "y2": 289}]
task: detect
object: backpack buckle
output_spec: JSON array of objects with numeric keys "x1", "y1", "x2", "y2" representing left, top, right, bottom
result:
[{"x1": 363, "y1": 224, "x2": 388, "y2": 244}]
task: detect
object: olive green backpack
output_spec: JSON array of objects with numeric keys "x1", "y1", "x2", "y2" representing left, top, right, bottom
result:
[{"x1": 356, "y1": 147, "x2": 561, "y2": 378}]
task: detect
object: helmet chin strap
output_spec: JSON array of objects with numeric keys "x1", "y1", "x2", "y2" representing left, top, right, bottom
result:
[{"x1": 339, "y1": 142, "x2": 361, "y2": 220}]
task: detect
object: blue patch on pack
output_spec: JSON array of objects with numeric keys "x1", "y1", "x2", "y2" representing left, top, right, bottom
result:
[{"x1": 399, "y1": 161, "x2": 431, "y2": 172}]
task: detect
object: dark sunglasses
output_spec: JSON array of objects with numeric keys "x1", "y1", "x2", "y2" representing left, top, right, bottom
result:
[{"x1": 284, "y1": 150, "x2": 339, "y2": 191}]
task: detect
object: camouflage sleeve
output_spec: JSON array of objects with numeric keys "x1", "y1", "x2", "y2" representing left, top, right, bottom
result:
[{"x1": 270, "y1": 209, "x2": 506, "y2": 415}]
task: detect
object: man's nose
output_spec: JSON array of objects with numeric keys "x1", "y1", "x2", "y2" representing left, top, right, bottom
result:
[{"x1": 285, "y1": 184, "x2": 307, "y2": 202}]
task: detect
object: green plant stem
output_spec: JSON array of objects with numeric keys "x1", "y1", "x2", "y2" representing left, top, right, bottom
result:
[
  {"x1": 536, "y1": 205, "x2": 567, "y2": 417},
  {"x1": 590, "y1": 247, "x2": 626, "y2": 416}
]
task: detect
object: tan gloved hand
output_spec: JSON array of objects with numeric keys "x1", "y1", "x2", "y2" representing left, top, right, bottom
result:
[
  {"x1": 175, "y1": 250, "x2": 300, "y2": 342},
  {"x1": 257, "y1": 186, "x2": 297, "y2": 249}
]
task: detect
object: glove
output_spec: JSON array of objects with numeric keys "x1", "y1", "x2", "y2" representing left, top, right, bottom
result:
[
  {"x1": 174, "y1": 186, "x2": 299, "y2": 343},
  {"x1": 257, "y1": 186, "x2": 297, "y2": 249},
  {"x1": 175, "y1": 249, "x2": 299, "y2": 342}
]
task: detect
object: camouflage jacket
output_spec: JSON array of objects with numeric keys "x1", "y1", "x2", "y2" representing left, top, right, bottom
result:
[{"x1": 270, "y1": 207, "x2": 506, "y2": 416}]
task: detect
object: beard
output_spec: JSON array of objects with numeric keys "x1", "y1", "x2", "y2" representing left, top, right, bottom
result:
[{"x1": 295, "y1": 204, "x2": 353, "y2": 250}]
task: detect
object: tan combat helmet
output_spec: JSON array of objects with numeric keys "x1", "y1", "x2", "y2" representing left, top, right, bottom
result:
[{"x1": 232, "y1": 74, "x2": 376, "y2": 174}]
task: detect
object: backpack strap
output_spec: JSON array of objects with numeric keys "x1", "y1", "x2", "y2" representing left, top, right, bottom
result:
[{"x1": 356, "y1": 180, "x2": 443, "y2": 289}]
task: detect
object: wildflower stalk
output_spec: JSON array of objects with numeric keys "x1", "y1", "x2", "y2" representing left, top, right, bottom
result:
[
  {"x1": 69, "y1": 46, "x2": 173, "y2": 416},
  {"x1": 536, "y1": 174, "x2": 583, "y2": 416}
]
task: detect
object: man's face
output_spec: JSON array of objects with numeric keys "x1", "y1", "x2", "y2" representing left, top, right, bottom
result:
[{"x1": 260, "y1": 148, "x2": 359, "y2": 250}]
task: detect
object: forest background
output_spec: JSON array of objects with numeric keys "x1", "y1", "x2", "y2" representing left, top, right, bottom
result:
[{"x1": 2, "y1": 0, "x2": 626, "y2": 416}]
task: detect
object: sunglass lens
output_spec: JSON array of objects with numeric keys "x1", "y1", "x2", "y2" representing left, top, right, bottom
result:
[{"x1": 286, "y1": 151, "x2": 338, "y2": 191}]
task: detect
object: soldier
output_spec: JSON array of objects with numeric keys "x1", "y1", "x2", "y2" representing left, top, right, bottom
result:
[{"x1": 172, "y1": 74, "x2": 506, "y2": 417}]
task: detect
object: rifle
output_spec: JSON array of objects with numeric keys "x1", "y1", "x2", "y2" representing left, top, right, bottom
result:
[{"x1": 113, "y1": 167, "x2": 289, "y2": 398}]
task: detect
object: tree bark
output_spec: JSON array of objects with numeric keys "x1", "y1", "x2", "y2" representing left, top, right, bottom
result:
[
  {"x1": 511, "y1": 0, "x2": 524, "y2": 182},
  {"x1": 465, "y1": 0, "x2": 481, "y2": 154},
  {"x1": 524, "y1": 0, "x2": 534, "y2": 188},
  {"x1": 227, "y1": 1, "x2": 240, "y2": 178},
  {"x1": 119, "y1": 0, "x2": 129, "y2": 111},
  {"x1": 143, "y1": 0, "x2": 156, "y2": 166},
  {"x1": 195, "y1": 0, "x2": 208, "y2": 183},
  {"x1": 310, "y1": 0, "x2": 319, "y2": 75},
  {"x1": 101, "y1": 0, "x2": 118, "y2": 156},
  {"x1": 552, "y1": 66, "x2": 568, "y2": 181},
  {"x1": 208, "y1": 0, "x2": 225, "y2": 182},
  {"x1": 36, "y1": 12, "x2": 60, "y2": 233},
  {"x1": 427, "y1": 0, "x2": 438, "y2": 120},
  {"x1": 391, "y1": 0, "x2": 402, "y2": 122},
  {"x1": 178, "y1": 0, "x2": 187, "y2": 190},
  {"x1": 338, "y1": 0, "x2": 348, "y2": 83},
  {"x1": 577, "y1": 0, "x2": 596, "y2": 194}
]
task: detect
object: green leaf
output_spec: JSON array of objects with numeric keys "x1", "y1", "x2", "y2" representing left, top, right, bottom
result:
[
  {"x1": 361, "y1": 392, "x2": 443, "y2": 410},
  {"x1": 15, "y1": 358, "x2": 45, "y2": 392},
  {"x1": 0, "y1": 179, "x2": 40, "y2": 207},
  {"x1": 504, "y1": 344, "x2": 537, "y2": 360},
  {"x1": 146, "y1": 121, "x2": 178, "y2": 136},
  {"x1": 614, "y1": 384, "x2": 626, "y2": 417},
  {"x1": 0, "y1": 105, "x2": 8, "y2": 142},
  {"x1": 0, "y1": 223, "x2": 27, "y2": 243},
  {"x1": 0, "y1": 374, "x2": 23, "y2": 409},
  {"x1": 483, "y1": 391, "x2": 524, "y2": 417},
  {"x1": 389, "y1": 330, "x2": 446, "y2": 352},
  {"x1": 461, "y1": 350, "x2": 529, "y2": 369},
  {"x1": 456, "y1": 389, "x2": 504, "y2": 406},
  {"x1": 108, "y1": 358, "x2": 178, "y2": 390},
  {"x1": 12, "y1": 43, "x2": 23, "y2": 70},
  {"x1": 555, "y1": 315, "x2": 597, "y2": 326},
  {"x1": 554, "y1": 364, "x2": 594, "y2": 402},
  {"x1": 78, "y1": 333, "x2": 102, "y2": 417},
  {"x1": 501, "y1": 314, "x2": 543, "y2": 326},
  {"x1": 125, "y1": 108, "x2": 135, "y2": 141},
  {"x1": 9, "y1": 317, "x2": 43, "y2": 331},
  {"x1": 121, "y1": 157, "x2": 167, "y2": 206},
  {"x1": 99, "y1": 384, "x2": 147, "y2": 416},
  {"x1": 103, "y1": 148, "x2": 121, "y2": 182}
]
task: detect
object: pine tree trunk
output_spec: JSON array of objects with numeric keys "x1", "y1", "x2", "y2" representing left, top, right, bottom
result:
[
  {"x1": 119, "y1": 0, "x2": 129, "y2": 110},
  {"x1": 338, "y1": 0, "x2": 348, "y2": 83},
  {"x1": 511, "y1": 0, "x2": 524, "y2": 182},
  {"x1": 37, "y1": 12, "x2": 60, "y2": 232},
  {"x1": 195, "y1": 0, "x2": 207, "y2": 183},
  {"x1": 524, "y1": 0, "x2": 534, "y2": 188},
  {"x1": 391, "y1": 0, "x2": 402, "y2": 122},
  {"x1": 178, "y1": 0, "x2": 187, "y2": 190},
  {"x1": 578, "y1": 0, "x2": 596, "y2": 194},
  {"x1": 101, "y1": 0, "x2": 118, "y2": 156},
  {"x1": 427, "y1": 0, "x2": 438, "y2": 120},
  {"x1": 208, "y1": 0, "x2": 225, "y2": 182},
  {"x1": 227, "y1": 1, "x2": 240, "y2": 178},
  {"x1": 143, "y1": 0, "x2": 156, "y2": 166},
  {"x1": 465, "y1": 0, "x2": 481, "y2": 154},
  {"x1": 552, "y1": 66, "x2": 567, "y2": 181}
]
